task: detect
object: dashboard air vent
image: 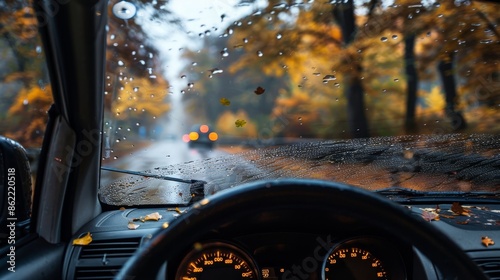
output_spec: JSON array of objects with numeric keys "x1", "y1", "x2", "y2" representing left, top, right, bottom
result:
[
  {"x1": 73, "y1": 237, "x2": 141, "y2": 280},
  {"x1": 475, "y1": 258, "x2": 500, "y2": 280},
  {"x1": 79, "y1": 238, "x2": 140, "y2": 259}
]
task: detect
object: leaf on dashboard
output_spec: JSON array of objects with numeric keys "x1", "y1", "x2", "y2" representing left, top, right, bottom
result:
[
  {"x1": 482, "y1": 236, "x2": 495, "y2": 247},
  {"x1": 168, "y1": 207, "x2": 184, "y2": 214},
  {"x1": 128, "y1": 222, "x2": 140, "y2": 230},
  {"x1": 72, "y1": 232, "x2": 92, "y2": 246},
  {"x1": 143, "y1": 212, "x2": 162, "y2": 221},
  {"x1": 421, "y1": 210, "x2": 439, "y2": 222},
  {"x1": 451, "y1": 202, "x2": 471, "y2": 216}
]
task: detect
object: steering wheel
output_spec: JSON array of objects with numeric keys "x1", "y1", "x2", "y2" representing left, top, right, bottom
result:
[{"x1": 115, "y1": 179, "x2": 487, "y2": 280}]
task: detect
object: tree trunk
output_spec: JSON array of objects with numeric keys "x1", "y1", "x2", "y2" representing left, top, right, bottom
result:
[
  {"x1": 333, "y1": 0, "x2": 370, "y2": 138},
  {"x1": 438, "y1": 53, "x2": 467, "y2": 130},
  {"x1": 404, "y1": 34, "x2": 418, "y2": 133}
]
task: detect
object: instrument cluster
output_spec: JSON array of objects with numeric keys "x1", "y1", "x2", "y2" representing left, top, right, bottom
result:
[{"x1": 173, "y1": 233, "x2": 410, "y2": 280}]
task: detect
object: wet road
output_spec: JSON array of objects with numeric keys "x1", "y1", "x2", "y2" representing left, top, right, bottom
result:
[{"x1": 100, "y1": 139, "x2": 227, "y2": 188}]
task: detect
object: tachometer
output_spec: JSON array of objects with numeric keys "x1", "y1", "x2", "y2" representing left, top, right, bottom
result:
[
  {"x1": 322, "y1": 237, "x2": 406, "y2": 280},
  {"x1": 175, "y1": 242, "x2": 259, "y2": 280}
]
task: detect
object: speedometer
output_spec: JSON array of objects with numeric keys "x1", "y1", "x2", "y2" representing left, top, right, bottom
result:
[
  {"x1": 322, "y1": 237, "x2": 407, "y2": 280},
  {"x1": 175, "y1": 242, "x2": 260, "y2": 280}
]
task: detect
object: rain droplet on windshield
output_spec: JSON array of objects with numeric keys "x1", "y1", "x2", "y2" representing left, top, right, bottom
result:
[
  {"x1": 112, "y1": 1, "x2": 137, "y2": 20},
  {"x1": 209, "y1": 68, "x2": 224, "y2": 75},
  {"x1": 276, "y1": 33, "x2": 282, "y2": 40},
  {"x1": 322, "y1": 75, "x2": 336, "y2": 83},
  {"x1": 381, "y1": 37, "x2": 388, "y2": 42},
  {"x1": 257, "y1": 51, "x2": 263, "y2": 57},
  {"x1": 221, "y1": 49, "x2": 229, "y2": 57}
]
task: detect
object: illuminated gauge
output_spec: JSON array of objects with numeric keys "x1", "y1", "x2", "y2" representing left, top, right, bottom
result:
[
  {"x1": 175, "y1": 242, "x2": 260, "y2": 280},
  {"x1": 322, "y1": 237, "x2": 406, "y2": 280}
]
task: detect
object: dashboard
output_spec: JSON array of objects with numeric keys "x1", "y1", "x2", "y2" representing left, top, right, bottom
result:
[
  {"x1": 62, "y1": 175, "x2": 500, "y2": 280},
  {"x1": 63, "y1": 202, "x2": 500, "y2": 280}
]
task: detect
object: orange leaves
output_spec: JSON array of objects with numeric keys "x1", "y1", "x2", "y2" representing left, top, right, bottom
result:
[
  {"x1": 143, "y1": 212, "x2": 162, "y2": 221},
  {"x1": 128, "y1": 212, "x2": 162, "y2": 230},
  {"x1": 167, "y1": 207, "x2": 184, "y2": 214},
  {"x1": 482, "y1": 236, "x2": 495, "y2": 247},
  {"x1": 451, "y1": 202, "x2": 471, "y2": 216},
  {"x1": 72, "y1": 232, "x2": 92, "y2": 246}
]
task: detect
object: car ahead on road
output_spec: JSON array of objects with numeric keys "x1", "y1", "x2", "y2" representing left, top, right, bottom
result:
[
  {"x1": 182, "y1": 124, "x2": 218, "y2": 149},
  {"x1": 0, "y1": 0, "x2": 499, "y2": 280}
]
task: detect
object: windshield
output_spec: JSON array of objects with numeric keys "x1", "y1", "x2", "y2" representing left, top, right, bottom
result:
[{"x1": 99, "y1": 0, "x2": 500, "y2": 206}]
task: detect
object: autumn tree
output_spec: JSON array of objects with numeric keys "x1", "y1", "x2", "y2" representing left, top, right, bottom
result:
[
  {"x1": 105, "y1": 0, "x2": 177, "y2": 139},
  {"x1": 0, "y1": 2, "x2": 52, "y2": 147}
]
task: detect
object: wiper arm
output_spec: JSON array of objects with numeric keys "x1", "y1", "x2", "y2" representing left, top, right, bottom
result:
[{"x1": 101, "y1": 166, "x2": 206, "y2": 203}]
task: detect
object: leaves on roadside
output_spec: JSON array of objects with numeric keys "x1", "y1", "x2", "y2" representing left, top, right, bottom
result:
[
  {"x1": 219, "y1": 97, "x2": 231, "y2": 106},
  {"x1": 72, "y1": 232, "x2": 92, "y2": 246},
  {"x1": 482, "y1": 236, "x2": 495, "y2": 247},
  {"x1": 235, "y1": 119, "x2": 247, "y2": 127},
  {"x1": 451, "y1": 202, "x2": 471, "y2": 216}
]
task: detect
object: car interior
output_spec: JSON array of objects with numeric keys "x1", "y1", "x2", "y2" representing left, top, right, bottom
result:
[{"x1": 0, "y1": 0, "x2": 499, "y2": 280}]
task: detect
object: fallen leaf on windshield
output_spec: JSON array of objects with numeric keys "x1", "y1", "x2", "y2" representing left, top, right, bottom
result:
[
  {"x1": 482, "y1": 236, "x2": 495, "y2": 247},
  {"x1": 143, "y1": 212, "x2": 162, "y2": 221},
  {"x1": 119, "y1": 207, "x2": 126, "y2": 211},
  {"x1": 72, "y1": 232, "x2": 92, "y2": 246},
  {"x1": 235, "y1": 119, "x2": 247, "y2": 127},
  {"x1": 451, "y1": 202, "x2": 471, "y2": 216},
  {"x1": 421, "y1": 210, "x2": 439, "y2": 222},
  {"x1": 128, "y1": 222, "x2": 140, "y2": 230},
  {"x1": 254, "y1": 86, "x2": 265, "y2": 95},
  {"x1": 219, "y1": 97, "x2": 230, "y2": 106}
]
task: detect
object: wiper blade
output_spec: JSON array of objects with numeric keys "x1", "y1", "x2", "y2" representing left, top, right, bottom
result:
[
  {"x1": 375, "y1": 186, "x2": 500, "y2": 202},
  {"x1": 101, "y1": 166, "x2": 206, "y2": 202}
]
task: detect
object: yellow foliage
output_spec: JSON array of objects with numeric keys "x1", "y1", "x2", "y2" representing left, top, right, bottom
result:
[
  {"x1": 6, "y1": 85, "x2": 53, "y2": 147},
  {"x1": 112, "y1": 77, "x2": 170, "y2": 120},
  {"x1": 8, "y1": 86, "x2": 52, "y2": 115},
  {"x1": 72, "y1": 232, "x2": 92, "y2": 246},
  {"x1": 423, "y1": 86, "x2": 446, "y2": 113}
]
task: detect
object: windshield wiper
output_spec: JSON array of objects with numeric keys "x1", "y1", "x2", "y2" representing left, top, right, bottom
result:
[
  {"x1": 375, "y1": 186, "x2": 500, "y2": 203},
  {"x1": 101, "y1": 166, "x2": 206, "y2": 203}
]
